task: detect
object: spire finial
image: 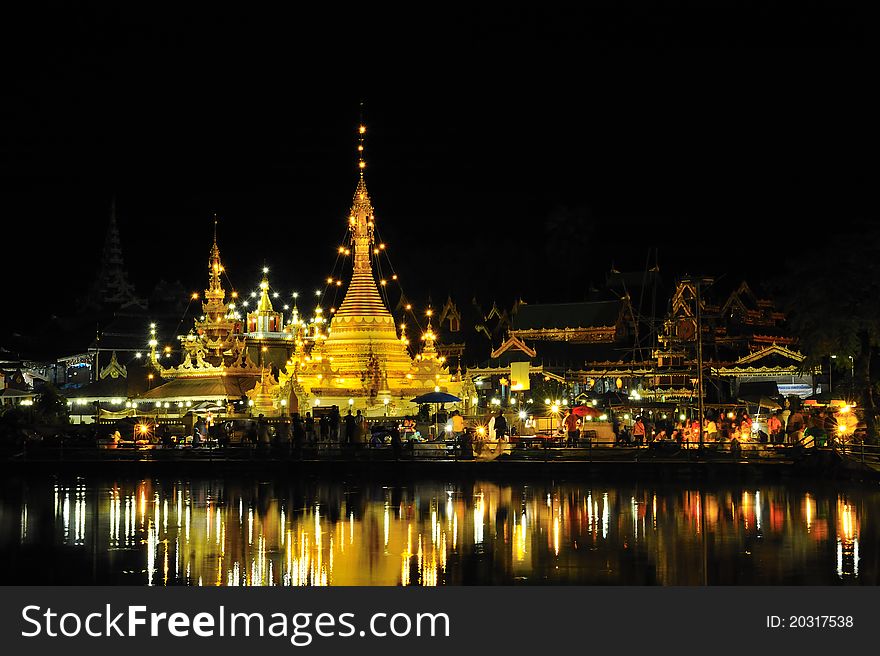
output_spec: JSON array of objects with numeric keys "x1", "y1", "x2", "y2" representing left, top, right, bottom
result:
[
  {"x1": 208, "y1": 214, "x2": 223, "y2": 294},
  {"x1": 357, "y1": 101, "x2": 366, "y2": 178}
]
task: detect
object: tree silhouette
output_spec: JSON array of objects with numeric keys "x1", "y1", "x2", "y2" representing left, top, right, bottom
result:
[
  {"x1": 541, "y1": 204, "x2": 594, "y2": 299},
  {"x1": 33, "y1": 383, "x2": 69, "y2": 427},
  {"x1": 775, "y1": 219, "x2": 879, "y2": 441}
]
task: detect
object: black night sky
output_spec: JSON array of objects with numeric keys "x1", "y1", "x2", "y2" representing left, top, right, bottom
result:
[{"x1": 0, "y1": 6, "x2": 869, "y2": 336}]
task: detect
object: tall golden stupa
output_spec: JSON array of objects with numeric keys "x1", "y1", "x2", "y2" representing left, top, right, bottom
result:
[{"x1": 277, "y1": 124, "x2": 459, "y2": 416}]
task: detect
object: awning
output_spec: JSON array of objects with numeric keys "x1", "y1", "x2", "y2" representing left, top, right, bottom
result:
[{"x1": 136, "y1": 376, "x2": 258, "y2": 402}]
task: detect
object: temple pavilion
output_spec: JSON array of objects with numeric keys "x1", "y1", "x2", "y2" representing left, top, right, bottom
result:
[{"x1": 275, "y1": 125, "x2": 459, "y2": 417}]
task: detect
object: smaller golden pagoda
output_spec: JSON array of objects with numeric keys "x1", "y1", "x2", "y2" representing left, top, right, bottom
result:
[
  {"x1": 141, "y1": 221, "x2": 262, "y2": 406},
  {"x1": 244, "y1": 268, "x2": 295, "y2": 372},
  {"x1": 247, "y1": 269, "x2": 283, "y2": 335}
]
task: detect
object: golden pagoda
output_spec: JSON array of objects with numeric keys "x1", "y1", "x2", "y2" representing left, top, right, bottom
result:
[
  {"x1": 277, "y1": 124, "x2": 459, "y2": 416},
  {"x1": 244, "y1": 268, "x2": 295, "y2": 371},
  {"x1": 141, "y1": 221, "x2": 261, "y2": 406}
]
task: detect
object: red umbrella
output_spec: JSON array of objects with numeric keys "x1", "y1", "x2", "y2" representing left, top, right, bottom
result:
[{"x1": 572, "y1": 405, "x2": 601, "y2": 418}]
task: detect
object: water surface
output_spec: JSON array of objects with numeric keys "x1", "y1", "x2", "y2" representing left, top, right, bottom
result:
[{"x1": 0, "y1": 475, "x2": 874, "y2": 585}]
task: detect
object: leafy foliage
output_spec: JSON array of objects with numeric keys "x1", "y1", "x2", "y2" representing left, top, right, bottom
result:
[{"x1": 33, "y1": 383, "x2": 70, "y2": 426}]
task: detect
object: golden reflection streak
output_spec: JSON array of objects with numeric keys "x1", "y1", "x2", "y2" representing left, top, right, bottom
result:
[
  {"x1": 474, "y1": 493, "x2": 484, "y2": 545},
  {"x1": 553, "y1": 515, "x2": 560, "y2": 556},
  {"x1": 51, "y1": 480, "x2": 872, "y2": 587},
  {"x1": 804, "y1": 493, "x2": 815, "y2": 532},
  {"x1": 20, "y1": 502, "x2": 28, "y2": 543}
]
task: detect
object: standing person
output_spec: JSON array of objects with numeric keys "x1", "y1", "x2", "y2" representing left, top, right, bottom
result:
[
  {"x1": 494, "y1": 409, "x2": 508, "y2": 442},
  {"x1": 194, "y1": 417, "x2": 207, "y2": 445},
  {"x1": 451, "y1": 410, "x2": 465, "y2": 441},
  {"x1": 740, "y1": 413, "x2": 752, "y2": 438},
  {"x1": 633, "y1": 416, "x2": 646, "y2": 445},
  {"x1": 277, "y1": 416, "x2": 292, "y2": 448},
  {"x1": 305, "y1": 412, "x2": 316, "y2": 445},
  {"x1": 330, "y1": 406, "x2": 341, "y2": 443},
  {"x1": 612, "y1": 415, "x2": 621, "y2": 444},
  {"x1": 344, "y1": 409, "x2": 356, "y2": 445},
  {"x1": 257, "y1": 414, "x2": 270, "y2": 446},
  {"x1": 319, "y1": 413, "x2": 330, "y2": 444},
  {"x1": 355, "y1": 409, "x2": 367, "y2": 445},
  {"x1": 290, "y1": 413, "x2": 303, "y2": 443},
  {"x1": 780, "y1": 399, "x2": 792, "y2": 433},
  {"x1": 245, "y1": 419, "x2": 258, "y2": 446},
  {"x1": 390, "y1": 424, "x2": 402, "y2": 460},
  {"x1": 705, "y1": 416, "x2": 719, "y2": 442},
  {"x1": 563, "y1": 410, "x2": 580, "y2": 447},
  {"x1": 156, "y1": 423, "x2": 167, "y2": 448},
  {"x1": 768, "y1": 411, "x2": 783, "y2": 444},
  {"x1": 787, "y1": 407, "x2": 805, "y2": 444},
  {"x1": 820, "y1": 410, "x2": 835, "y2": 443},
  {"x1": 292, "y1": 414, "x2": 305, "y2": 458}
]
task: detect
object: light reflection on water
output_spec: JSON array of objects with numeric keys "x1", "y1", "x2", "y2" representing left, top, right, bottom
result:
[{"x1": 1, "y1": 477, "x2": 876, "y2": 585}]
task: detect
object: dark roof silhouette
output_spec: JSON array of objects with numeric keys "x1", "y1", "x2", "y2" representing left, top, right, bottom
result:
[{"x1": 512, "y1": 300, "x2": 621, "y2": 331}]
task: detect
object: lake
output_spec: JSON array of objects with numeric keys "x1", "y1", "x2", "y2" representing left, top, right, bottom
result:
[{"x1": 0, "y1": 474, "x2": 874, "y2": 585}]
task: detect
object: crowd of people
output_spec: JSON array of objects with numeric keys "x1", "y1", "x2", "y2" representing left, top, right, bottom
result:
[
  {"x1": 114, "y1": 399, "x2": 856, "y2": 457},
  {"x1": 603, "y1": 405, "x2": 848, "y2": 448}
]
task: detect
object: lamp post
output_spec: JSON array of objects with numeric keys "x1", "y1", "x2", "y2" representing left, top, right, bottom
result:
[
  {"x1": 830, "y1": 355, "x2": 835, "y2": 396},
  {"x1": 696, "y1": 281, "x2": 705, "y2": 449}
]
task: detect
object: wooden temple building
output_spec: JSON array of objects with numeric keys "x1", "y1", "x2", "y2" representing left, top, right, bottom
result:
[{"x1": 449, "y1": 273, "x2": 812, "y2": 410}]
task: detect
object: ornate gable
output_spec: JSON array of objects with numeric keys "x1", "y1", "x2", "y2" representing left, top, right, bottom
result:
[
  {"x1": 490, "y1": 335, "x2": 537, "y2": 360},
  {"x1": 99, "y1": 351, "x2": 127, "y2": 380},
  {"x1": 736, "y1": 343, "x2": 805, "y2": 366}
]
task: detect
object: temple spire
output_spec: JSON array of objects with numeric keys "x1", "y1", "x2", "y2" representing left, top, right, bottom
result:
[
  {"x1": 357, "y1": 101, "x2": 366, "y2": 179},
  {"x1": 334, "y1": 122, "x2": 389, "y2": 321},
  {"x1": 86, "y1": 195, "x2": 141, "y2": 309},
  {"x1": 257, "y1": 267, "x2": 274, "y2": 313},
  {"x1": 208, "y1": 214, "x2": 223, "y2": 296}
]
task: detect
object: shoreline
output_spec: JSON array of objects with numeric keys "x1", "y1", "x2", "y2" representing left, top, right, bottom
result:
[{"x1": 2, "y1": 446, "x2": 876, "y2": 484}]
